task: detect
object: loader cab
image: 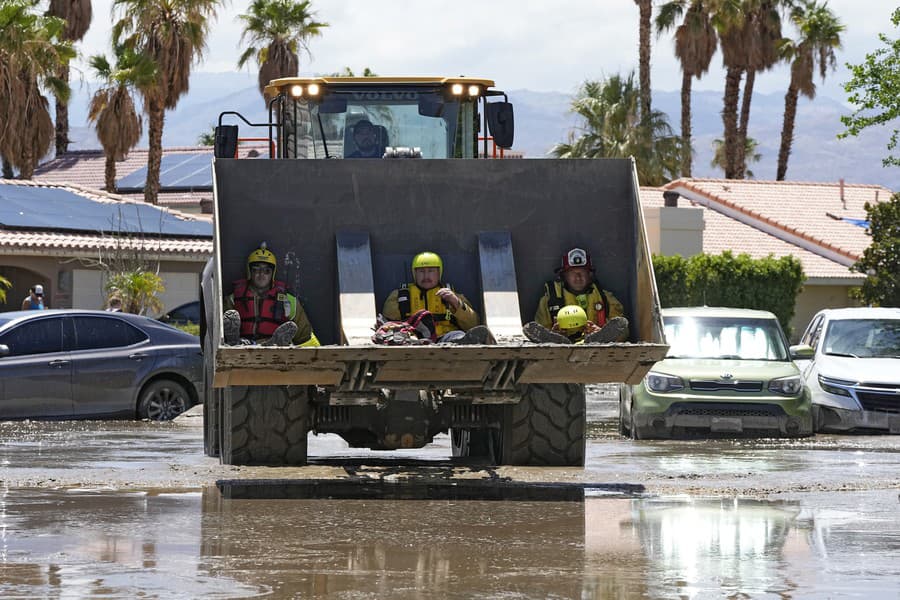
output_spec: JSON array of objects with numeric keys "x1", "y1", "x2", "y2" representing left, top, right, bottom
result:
[{"x1": 214, "y1": 77, "x2": 514, "y2": 160}]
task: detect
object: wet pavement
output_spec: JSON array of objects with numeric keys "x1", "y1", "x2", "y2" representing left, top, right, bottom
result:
[{"x1": 1, "y1": 394, "x2": 899, "y2": 597}]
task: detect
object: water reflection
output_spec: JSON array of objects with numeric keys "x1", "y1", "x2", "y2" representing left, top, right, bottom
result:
[
  {"x1": 587, "y1": 497, "x2": 805, "y2": 598},
  {"x1": 0, "y1": 486, "x2": 898, "y2": 598}
]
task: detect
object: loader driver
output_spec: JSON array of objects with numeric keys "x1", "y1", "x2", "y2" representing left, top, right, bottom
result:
[
  {"x1": 382, "y1": 251, "x2": 493, "y2": 344},
  {"x1": 346, "y1": 119, "x2": 383, "y2": 159},
  {"x1": 222, "y1": 242, "x2": 320, "y2": 347},
  {"x1": 523, "y1": 247, "x2": 630, "y2": 344}
]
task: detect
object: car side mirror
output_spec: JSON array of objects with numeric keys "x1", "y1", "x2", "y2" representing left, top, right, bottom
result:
[
  {"x1": 0, "y1": 344, "x2": 9, "y2": 357},
  {"x1": 789, "y1": 344, "x2": 814, "y2": 360},
  {"x1": 486, "y1": 101, "x2": 514, "y2": 149},
  {"x1": 214, "y1": 125, "x2": 239, "y2": 158}
]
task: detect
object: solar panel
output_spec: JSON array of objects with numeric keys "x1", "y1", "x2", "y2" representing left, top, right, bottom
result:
[
  {"x1": 0, "y1": 183, "x2": 213, "y2": 237},
  {"x1": 117, "y1": 153, "x2": 213, "y2": 192}
]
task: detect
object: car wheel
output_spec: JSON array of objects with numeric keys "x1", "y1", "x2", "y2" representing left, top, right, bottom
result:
[{"x1": 139, "y1": 380, "x2": 191, "y2": 421}]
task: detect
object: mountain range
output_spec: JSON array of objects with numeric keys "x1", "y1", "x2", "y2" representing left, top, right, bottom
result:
[{"x1": 64, "y1": 71, "x2": 898, "y2": 190}]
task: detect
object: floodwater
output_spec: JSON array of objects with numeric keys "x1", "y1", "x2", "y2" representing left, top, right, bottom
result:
[{"x1": 1, "y1": 396, "x2": 899, "y2": 598}]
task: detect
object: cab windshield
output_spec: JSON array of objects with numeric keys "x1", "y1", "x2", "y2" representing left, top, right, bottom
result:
[
  {"x1": 663, "y1": 316, "x2": 789, "y2": 361},
  {"x1": 281, "y1": 90, "x2": 476, "y2": 159}
]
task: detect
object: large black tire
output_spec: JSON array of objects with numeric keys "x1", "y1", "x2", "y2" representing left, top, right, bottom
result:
[
  {"x1": 499, "y1": 383, "x2": 586, "y2": 466},
  {"x1": 221, "y1": 385, "x2": 310, "y2": 466},
  {"x1": 138, "y1": 379, "x2": 191, "y2": 421}
]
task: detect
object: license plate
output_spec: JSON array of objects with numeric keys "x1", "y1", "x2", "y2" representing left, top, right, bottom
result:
[{"x1": 710, "y1": 417, "x2": 743, "y2": 433}]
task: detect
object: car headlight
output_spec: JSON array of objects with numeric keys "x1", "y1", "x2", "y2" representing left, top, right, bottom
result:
[
  {"x1": 768, "y1": 375, "x2": 803, "y2": 396},
  {"x1": 817, "y1": 375, "x2": 853, "y2": 397},
  {"x1": 645, "y1": 371, "x2": 684, "y2": 393}
]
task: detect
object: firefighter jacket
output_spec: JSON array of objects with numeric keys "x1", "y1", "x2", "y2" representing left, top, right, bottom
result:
[
  {"x1": 535, "y1": 280, "x2": 626, "y2": 332},
  {"x1": 382, "y1": 283, "x2": 479, "y2": 338},
  {"x1": 225, "y1": 279, "x2": 319, "y2": 346}
]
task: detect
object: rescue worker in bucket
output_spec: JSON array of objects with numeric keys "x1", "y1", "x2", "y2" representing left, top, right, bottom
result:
[
  {"x1": 382, "y1": 251, "x2": 493, "y2": 344},
  {"x1": 523, "y1": 247, "x2": 630, "y2": 344},
  {"x1": 222, "y1": 242, "x2": 320, "y2": 347}
]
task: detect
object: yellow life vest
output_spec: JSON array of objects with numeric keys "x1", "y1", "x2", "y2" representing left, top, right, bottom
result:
[
  {"x1": 545, "y1": 281, "x2": 610, "y2": 326},
  {"x1": 397, "y1": 283, "x2": 459, "y2": 337}
]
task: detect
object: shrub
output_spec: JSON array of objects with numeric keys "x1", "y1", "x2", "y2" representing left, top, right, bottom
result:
[{"x1": 653, "y1": 251, "x2": 805, "y2": 336}]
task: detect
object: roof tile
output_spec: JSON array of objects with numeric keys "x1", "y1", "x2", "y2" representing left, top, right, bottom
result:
[{"x1": 640, "y1": 186, "x2": 863, "y2": 280}]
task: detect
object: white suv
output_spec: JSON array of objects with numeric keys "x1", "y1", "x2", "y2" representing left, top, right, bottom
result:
[{"x1": 793, "y1": 307, "x2": 900, "y2": 433}]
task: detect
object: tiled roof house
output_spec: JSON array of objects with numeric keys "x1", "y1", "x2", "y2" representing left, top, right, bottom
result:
[
  {"x1": 33, "y1": 147, "x2": 216, "y2": 214},
  {"x1": 0, "y1": 179, "x2": 212, "y2": 314},
  {"x1": 641, "y1": 178, "x2": 894, "y2": 338}
]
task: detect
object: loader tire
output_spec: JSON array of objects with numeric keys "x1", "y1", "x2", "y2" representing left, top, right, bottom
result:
[
  {"x1": 499, "y1": 383, "x2": 586, "y2": 466},
  {"x1": 221, "y1": 385, "x2": 310, "y2": 466}
]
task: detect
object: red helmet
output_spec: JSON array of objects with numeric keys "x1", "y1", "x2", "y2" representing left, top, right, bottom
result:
[{"x1": 556, "y1": 247, "x2": 594, "y2": 273}]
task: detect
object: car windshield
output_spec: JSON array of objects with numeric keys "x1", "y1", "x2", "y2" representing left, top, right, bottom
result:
[
  {"x1": 823, "y1": 318, "x2": 900, "y2": 358},
  {"x1": 663, "y1": 315, "x2": 789, "y2": 361},
  {"x1": 281, "y1": 91, "x2": 473, "y2": 159}
]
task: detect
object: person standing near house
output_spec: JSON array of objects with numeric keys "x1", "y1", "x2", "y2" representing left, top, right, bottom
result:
[
  {"x1": 21, "y1": 285, "x2": 46, "y2": 310},
  {"x1": 105, "y1": 296, "x2": 123, "y2": 312}
]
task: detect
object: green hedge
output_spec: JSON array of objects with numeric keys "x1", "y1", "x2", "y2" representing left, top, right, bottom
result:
[{"x1": 652, "y1": 251, "x2": 805, "y2": 335}]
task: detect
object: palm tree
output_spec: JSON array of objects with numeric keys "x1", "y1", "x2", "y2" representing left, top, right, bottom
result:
[
  {"x1": 552, "y1": 73, "x2": 682, "y2": 186},
  {"x1": 113, "y1": 0, "x2": 225, "y2": 205},
  {"x1": 46, "y1": 0, "x2": 92, "y2": 156},
  {"x1": 735, "y1": 0, "x2": 784, "y2": 178},
  {"x1": 634, "y1": 0, "x2": 654, "y2": 123},
  {"x1": 712, "y1": 136, "x2": 762, "y2": 178},
  {"x1": 710, "y1": 0, "x2": 748, "y2": 179},
  {"x1": 0, "y1": 0, "x2": 74, "y2": 179},
  {"x1": 0, "y1": 275, "x2": 11, "y2": 303},
  {"x1": 656, "y1": 0, "x2": 718, "y2": 177},
  {"x1": 87, "y1": 47, "x2": 155, "y2": 193},
  {"x1": 237, "y1": 0, "x2": 328, "y2": 103},
  {"x1": 776, "y1": 0, "x2": 843, "y2": 180}
]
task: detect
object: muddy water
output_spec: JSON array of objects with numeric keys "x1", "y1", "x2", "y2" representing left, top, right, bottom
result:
[
  {"x1": 1, "y1": 487, "x2": 899, "y2": 598},
  {"x1": 1, "y1": 396, "x2": 900, "y2": 597}
]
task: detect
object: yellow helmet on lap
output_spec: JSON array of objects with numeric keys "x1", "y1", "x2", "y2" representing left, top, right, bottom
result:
[
  {"x1": 556, "y1": 305, "x2": 587, "y2": 334},
  {"x1": 411, "y1": 251, "x2": 443, "y2": 279},
  {"x1": 246, "y1": 242, "x2": 277, "y2": 278}
]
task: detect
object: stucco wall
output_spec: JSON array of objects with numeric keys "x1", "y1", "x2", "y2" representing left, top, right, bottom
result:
[
  {"x1": 790, "y1": 283, "x2": 863, "y2": 342},
  {"x1": 0, "y1": 257, "x2": 205, "y2": 314}
]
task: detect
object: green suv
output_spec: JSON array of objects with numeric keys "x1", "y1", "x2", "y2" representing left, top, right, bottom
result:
[{"x1": 619, "y1": 307, "x2": 813, "y2": 439}]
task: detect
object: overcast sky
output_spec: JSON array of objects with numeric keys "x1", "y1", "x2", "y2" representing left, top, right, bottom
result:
[{"x1": 74, "y1": 0, "x2": 897, "y2": 102}]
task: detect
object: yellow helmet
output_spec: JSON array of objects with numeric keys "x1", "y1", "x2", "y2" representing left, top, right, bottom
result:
[
  {"x1": 556, "y1": 305, "x2": 587, "y2": 333},
  {"x1": 246, "y1": 242, "x2": 277, "y2": 278},
  {"x1": 411, "y1": 251, "x2": 443, "y2": 279}
]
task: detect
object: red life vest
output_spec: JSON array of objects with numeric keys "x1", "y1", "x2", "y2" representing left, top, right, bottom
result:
[{"x1": 232, "y1": 279, "x2": 289, "y2": 340}]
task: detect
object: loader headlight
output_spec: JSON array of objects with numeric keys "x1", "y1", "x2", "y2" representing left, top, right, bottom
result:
[
  {"x1": 468, "y1": 85, "x2": 481, "y2": 97},
  {"x1": 451, "y1": 83, "x2": 464, "y2": 95},
  {"x1": 306, "y1": 83, "x2": 320, "y2": 96},
  {"x1": 645, "y1": 371, "x2": 684, "y2": 393},
  {"x1": 289, "y1": 84, "x2": 303, "y2": 98},
  {"x1": 768, "y1": 375, "x2": 803, "y2": 396}
]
